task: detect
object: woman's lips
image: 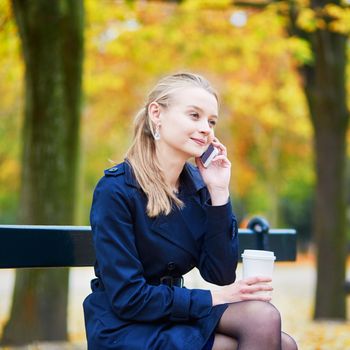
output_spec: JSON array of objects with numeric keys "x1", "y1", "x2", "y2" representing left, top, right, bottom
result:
[{"x1": 191, "y1": 138, "x2": 206, "y2": 146}]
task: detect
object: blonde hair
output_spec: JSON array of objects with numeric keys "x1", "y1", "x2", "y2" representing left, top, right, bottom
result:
[{"x1": 125, "y1": 72, "x2": 218, "y2": 217}]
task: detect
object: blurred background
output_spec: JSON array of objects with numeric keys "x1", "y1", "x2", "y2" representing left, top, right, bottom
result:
[{"x1": 0, "y1": 0, "x2": 349, "y2": 348}]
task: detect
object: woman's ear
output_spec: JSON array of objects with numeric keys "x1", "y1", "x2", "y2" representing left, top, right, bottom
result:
[{"x1": 148, "y1": 102, "x2": 162, "y2": 125}]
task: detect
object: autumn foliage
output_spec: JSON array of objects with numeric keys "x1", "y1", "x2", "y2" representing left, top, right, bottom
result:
[{"x1": 0, "y1": 0, "x2": 349, "y2": 235}]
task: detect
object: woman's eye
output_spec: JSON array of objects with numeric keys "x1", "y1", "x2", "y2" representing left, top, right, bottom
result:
[
  {"x1": 209, "y1": 120, "x2": 217, "y2": 127},
  {"x1": 190, "y1": 112, "x2": 200, "y2": 119}
]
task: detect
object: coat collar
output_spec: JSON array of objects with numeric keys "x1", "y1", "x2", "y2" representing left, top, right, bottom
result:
[
  {"x1": 123, "y1": 160, "x2": 139, "y2": 188},
  {"x1": 123, "y1": 159, "x2": 206, "y2": 195},
  {"x1": 181, "y1": 162, "x2": 206, "y2": 195}
]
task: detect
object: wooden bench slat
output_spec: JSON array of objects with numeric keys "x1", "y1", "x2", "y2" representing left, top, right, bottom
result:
[
  {"x1": 0, "y1": 225, "x2": 297, "y2": 269},
  {"x1": 0, "y1": 226, "x2": 94, "y2": 268}
]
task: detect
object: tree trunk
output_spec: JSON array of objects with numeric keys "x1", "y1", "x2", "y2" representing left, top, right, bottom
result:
[
  {"x1": 313, "y1": 119, "x2": 348, "y2": 319},
  {"x1": 285, "y1": 0, "x2": 349, "y2": 319},
  {"x1": 1, "y1": 0, "x2": 84, "y2": 345},
  {"x1": 302, "y1": 28, "x2": 349, "y2": 319}
]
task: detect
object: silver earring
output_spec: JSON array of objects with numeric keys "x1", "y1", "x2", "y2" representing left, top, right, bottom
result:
[{"x1": 154, "y1": 125, "x2": 160, "y2": 141}]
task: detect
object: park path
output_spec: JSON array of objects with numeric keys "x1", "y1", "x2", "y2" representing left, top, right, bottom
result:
[{"x1": 0, "y1": 255, "x2": 350, "y2": 349}]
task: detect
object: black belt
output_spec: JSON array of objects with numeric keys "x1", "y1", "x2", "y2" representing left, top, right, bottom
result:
[
  {"x1": 160, "y1": 275, "x2": 184, "y2": 288},
  {"x1": 91, "y1": 276, "x2": 184, "y2": 291}
]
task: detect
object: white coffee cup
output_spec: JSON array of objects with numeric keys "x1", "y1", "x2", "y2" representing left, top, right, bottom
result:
[{"x1": 241, "y1": 249, "x2": 276, "y2": 297}]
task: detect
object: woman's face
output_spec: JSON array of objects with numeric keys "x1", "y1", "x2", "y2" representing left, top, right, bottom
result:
[{"x1": 155, "y1": 87, "x2": 218, "y2": 160}]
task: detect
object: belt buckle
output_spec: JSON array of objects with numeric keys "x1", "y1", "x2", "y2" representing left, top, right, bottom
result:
[{"x1": 160, "y1": 276, "x2": 184, "y2": 288}]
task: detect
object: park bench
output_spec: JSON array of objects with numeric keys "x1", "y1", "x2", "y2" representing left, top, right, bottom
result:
[{"x1": 0, "y1": 217, "x2": 297, "y2": 269}]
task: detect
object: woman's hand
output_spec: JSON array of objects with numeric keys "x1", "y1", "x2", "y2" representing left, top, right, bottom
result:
[
  {"x1": 211, "y1": 276, "x2": 273, "y2": 306},
  {"x1": 195, "y1": 138, "x2": 231, "y2": 205}
]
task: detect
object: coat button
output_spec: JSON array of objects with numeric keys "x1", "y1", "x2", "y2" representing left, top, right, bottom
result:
[
  {"x1": 167, "y1": 262, "x2": 176, "y2": 271},
  {"x1": 109, "y1": 167, "x2": 118, "y2": 172}
]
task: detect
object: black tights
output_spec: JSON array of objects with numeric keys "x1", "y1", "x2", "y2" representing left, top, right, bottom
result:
[{"x1": 212, "y1": 301, "x2": 298, "y2": 350}]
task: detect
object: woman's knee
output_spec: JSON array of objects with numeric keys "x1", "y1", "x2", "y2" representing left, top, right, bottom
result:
[
  {"x1": 217, "y1": 301, "x2": 282, "y2": 340},
  {"x1": 244, "y1": 301, "x2": 281, "y2": 328},
  {"x1": 263, "y1": 302, "x2": 281, "y2": 326},
  {"x1": 282, "y1": 331, "x2": 298, "y2": 350}
]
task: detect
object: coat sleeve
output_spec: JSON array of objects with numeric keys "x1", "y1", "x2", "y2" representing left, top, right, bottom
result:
[
  {"x1": 197, "y1": 196, "x2": 239, "y2": 286},
  {"x1": 90, "y1": 176, "x2": 213, "y2": 322}
]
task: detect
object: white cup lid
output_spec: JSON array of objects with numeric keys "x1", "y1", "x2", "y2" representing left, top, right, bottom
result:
[{"x1": 241, "y1": 249, "x2": 276, "y2": 260}]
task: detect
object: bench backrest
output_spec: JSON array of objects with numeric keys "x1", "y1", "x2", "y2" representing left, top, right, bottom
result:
[{"x1": 0, "y1": 224, "x2": 297, "y2": 268}]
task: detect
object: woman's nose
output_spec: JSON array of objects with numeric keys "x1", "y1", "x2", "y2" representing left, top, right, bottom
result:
[{"x1": 199, "y1": 120, "x2": 211, "y2": 134}]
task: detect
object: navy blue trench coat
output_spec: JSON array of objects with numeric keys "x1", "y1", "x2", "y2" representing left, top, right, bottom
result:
[{"x1": 83, "y1": 161, "x2": 239, "y2": 350}]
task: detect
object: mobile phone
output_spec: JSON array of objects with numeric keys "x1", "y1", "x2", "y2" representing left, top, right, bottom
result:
[{"x1": 200, "y1": 144, "x2": 219, "y2": 168}]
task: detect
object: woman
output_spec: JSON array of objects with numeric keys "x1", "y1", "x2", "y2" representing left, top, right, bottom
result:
[{"x1": 83, "y1": 72, "x2": 298, "y2": 349}]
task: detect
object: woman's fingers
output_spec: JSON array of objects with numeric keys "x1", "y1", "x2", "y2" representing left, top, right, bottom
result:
[
  {"x1": 243, "y1": 276, "x2": 272, "y2": 285},
  {"x1": 241, "y1": 283, "x2": 273, "y2": 294},
  {"x1": 212, "y1": 138, "x2": 227, "y2": 156},
  {"x1": 211, "y1": 155, "x2": 231, "y2": 168},
  {"x1": 239, "y1": 279, "x2": 273, "y2": 293},
  {"x1": 216, "y1": 277, "x2": 273, "y2": 304},
  {"x1": 232, "y1": 277, "x2": 274, "y2": 302},
  {"x1": 240, "y1": 293, "x2": 272, "y2": 302}
]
